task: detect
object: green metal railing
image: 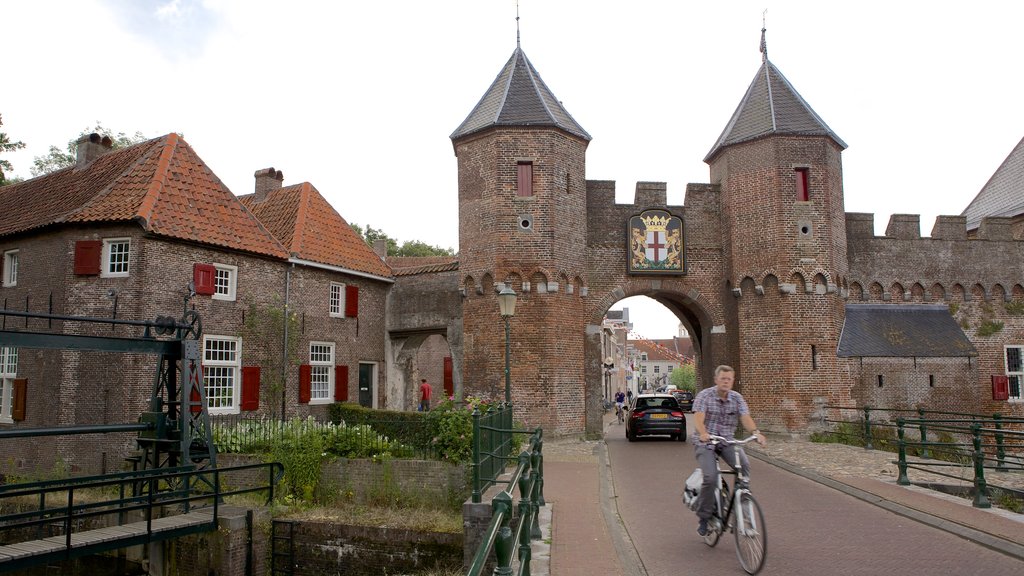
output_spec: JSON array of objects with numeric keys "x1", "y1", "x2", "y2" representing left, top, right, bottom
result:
[
  {"x1": 466, "y1": 427, "x2": 545, "y2": 576},
  {"x1": 471, "y1": 403, "x2": 518, "y2": 503},
  {"x1": 0, "y1": 462, "x2": 283, "y2": 571},
  {"x1": 821, "y1": 405, "x2": 1024, "y2": 508}
]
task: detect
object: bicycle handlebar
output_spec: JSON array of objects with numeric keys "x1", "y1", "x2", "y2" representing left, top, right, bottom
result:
[{"x1": 707, "y1": 434, "x2": 759, "y2": 445}]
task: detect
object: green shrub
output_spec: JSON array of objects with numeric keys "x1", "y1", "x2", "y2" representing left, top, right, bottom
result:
[
  {"x1": 1005, "y1": 300, "x2": 1024, "y2": 316},
  {"x1": 976, "y1": 319, "x2": 1004, "y2": 337}
]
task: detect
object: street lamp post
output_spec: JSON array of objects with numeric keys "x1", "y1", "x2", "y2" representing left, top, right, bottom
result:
[{"x1": 498, "y1": 287, "x2": 517, "y2": 404}]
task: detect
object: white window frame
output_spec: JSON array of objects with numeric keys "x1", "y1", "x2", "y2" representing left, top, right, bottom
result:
[
  {"x1": 654, "y1": 365, "x2": 660, "y2": 374},
  {"x1": 212, "y1": 263, "x2": 238, "y2": 301},
  {"x1": 1004, "y1": 345, "x2": 1023, "y2": 402},
  {"x1": 309, "y1": 341, "x2": 335, "y2": 404},
  {"x1": 0, "y1": 347, "x2": 17, "y2": 423},
  {"x1": 2, "y1": 250, "x2": 18, "y2": 287},
  {"x1": 667, "y1": 365, "x2": 674, "y2": 373},
  {"x1": 203, "y1": 335, "x2": 241, "y2": 414},
  {"x1": 329, "y1": 282, "x2": 345, "y2": 317},
  {"x1": 641, "y1": 365, "x2": 647, "y2": 374},
  {"x1": 101, "y1": 238, "x2": 131, "y2": 278}
]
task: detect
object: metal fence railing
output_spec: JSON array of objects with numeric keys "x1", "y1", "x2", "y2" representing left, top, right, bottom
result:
[
  {"x1": 471, "y1": 403, "x2": 518, "y2": 502},
  {"x1": 467, "y1": 426, "x2": 545, "y2": 576},
  {"x1": 820, "y1": 405, "x2": 1024, "y2": 508},
  {"x1": 211, "y1": 414, "x2": 443, "y2": 460}
]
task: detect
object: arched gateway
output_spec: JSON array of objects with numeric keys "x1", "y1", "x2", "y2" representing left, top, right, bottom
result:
[
  {"x1": 436, "y1": 38, "x2": 854, "y2": 438},
  {"x1": 390, "y1": 34, "x2": 1009, "y2": 436}
]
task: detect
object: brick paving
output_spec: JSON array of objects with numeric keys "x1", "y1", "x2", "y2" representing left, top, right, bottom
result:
[{"x1": 530, "y1": 418, "x2": 1024, "y2": 575}]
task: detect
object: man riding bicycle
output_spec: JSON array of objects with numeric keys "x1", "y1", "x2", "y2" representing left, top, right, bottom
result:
[
  {"x1": 691, "y1": 365, "x2": 766, "y2": 536},
  {"x1": 614, "y1": 389, "x2": 626, "y2": 421}
]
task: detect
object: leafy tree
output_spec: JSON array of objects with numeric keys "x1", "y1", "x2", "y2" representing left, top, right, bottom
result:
[
  {"x1": 669, "y1": 363, "x2": 696, "y2": 392},
  {"x1": 350, "y1": 223, "x2": 454, "y2": 257},
  {"x1": 0, "y1": 114, "x2": 26, "y2": 186},
  {"x1": 31, "y1": 123, "x2": 148, "y2": 177}
]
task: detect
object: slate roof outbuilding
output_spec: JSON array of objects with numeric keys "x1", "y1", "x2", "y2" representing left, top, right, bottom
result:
[
  {"x1": 961, "y1": 135, "x2": 1024, "y2": 231},
  {"x1": 0, "y1": 133, "x2": 289, "y2": 259},
  {"x1": 837, "y1": 304, "x2": 977, "y2": 358},
  {"x1": 451, "y1": 46, "x2": 591, "y2": 143},
  {"x1": 705, "y1": 59, "x2": 846, "y2": 162},
  {"x1": 239, "y1": 183, "x2": 392, "y2": 279}
]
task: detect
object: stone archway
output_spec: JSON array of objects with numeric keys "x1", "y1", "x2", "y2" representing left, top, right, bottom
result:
[
  {"x1": 386, "y1": 330, "x2": 459, "y2": 411},
  {"x1": 582, "y1": 278, "x2": 732, "y2": 437}
]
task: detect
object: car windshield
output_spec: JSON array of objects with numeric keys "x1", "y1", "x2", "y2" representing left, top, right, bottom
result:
[{"x1": 634, "y1": 397, "x2": 679, "y2": 410}]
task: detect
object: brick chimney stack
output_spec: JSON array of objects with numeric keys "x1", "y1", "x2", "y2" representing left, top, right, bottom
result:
[
  {"x1": 253, "y1": 167, "x2": 284, "y2": 202},
  {"x1": 75, "y1": 133, "x2": 113, "y2": 166}
]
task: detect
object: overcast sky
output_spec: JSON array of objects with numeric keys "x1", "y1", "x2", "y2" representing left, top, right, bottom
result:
[{"x1": 4, "y1": 1, "x2": 1024, "y2": 339}]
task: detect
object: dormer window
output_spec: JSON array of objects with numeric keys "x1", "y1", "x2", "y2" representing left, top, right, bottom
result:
[{"x1": 517, "y1": 161, "x2": 533, "y2": 197}]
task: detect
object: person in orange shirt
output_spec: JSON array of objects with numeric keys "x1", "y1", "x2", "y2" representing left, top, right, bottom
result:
[{"x1": 419, "y1": 378, "x2": 432, "y2": 411}]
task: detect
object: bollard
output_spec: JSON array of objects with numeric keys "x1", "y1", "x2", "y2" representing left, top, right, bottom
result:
[
  {"x1": 971, "y1": 424, "x2": 991, "y2": 508},
  {"x1": 863, "y1": 407, "x2": 874, "y2": 450},
  {"x1": 917, "y1": 408, "x2": 930, "y2": 459},
  {"x1": 994, "y1": 413, "x2": 1007, "y2": 471},
  {"x1": 896, "y1": 419, "x2": 910, "y2": 485}
]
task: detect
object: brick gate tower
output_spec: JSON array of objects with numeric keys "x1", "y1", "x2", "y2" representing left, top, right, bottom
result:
[
  {"x1": 451, "y1": 44, "x2": 592, "y2": 433},
  {"x1": 706, "y1": 36, "x2": 855, "y2": 428}
]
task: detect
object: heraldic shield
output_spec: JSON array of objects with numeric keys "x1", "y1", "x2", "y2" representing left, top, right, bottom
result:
[{"x1": 627, "y1": 209, "x2": 685, "y2": 274}]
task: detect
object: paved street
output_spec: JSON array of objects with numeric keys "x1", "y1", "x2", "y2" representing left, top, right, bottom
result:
[{"x1": 603, "y1": 418, "x2": 1024, "y2": 576}]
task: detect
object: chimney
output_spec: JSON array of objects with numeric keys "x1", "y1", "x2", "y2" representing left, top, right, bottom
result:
[
  {"x1": 76, "y1": 133, "x2": 113, "y2": 166},
  {"x1": 372, "y1": 238, "x2": 388, "y2": 259},
  {"x1": 253, "y1": 167, "x2": 284, "y2": 202}
]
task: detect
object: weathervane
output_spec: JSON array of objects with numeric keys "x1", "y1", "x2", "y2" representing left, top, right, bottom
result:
[
  {"x1": 516, "y1": 0, "x2": 521, "y2": 48},
  {"x1": 760, "y1": 9, "x2": 768, "y2": 62}
]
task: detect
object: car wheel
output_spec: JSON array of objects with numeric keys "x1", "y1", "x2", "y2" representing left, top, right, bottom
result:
[
  {"x1": 627, "y1": 429, "x2": 636, "y2": 442},
  {"x1": 677, "y1": 432, "x2": 687, "y2": 442}
]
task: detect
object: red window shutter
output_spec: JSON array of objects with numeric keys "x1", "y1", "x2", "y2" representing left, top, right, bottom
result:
[
  {"x1": 443, "y1": 356, "x2": 454, "y2": 398},
  {"x1": 241, "y1": 366, "x2": 261, "y2": 411},
  {"x1": 795, "y1": 168, "x2": 809, "y2": 202},
  {"x1": 334, "y1": 365, "x2": 349, "y2": 401},
  {"x1": 12, "y1": 378, "x2": 26, "y2": 421},
  {"x1": 74, "y1": 240, "x2": 102, "y2": 275},
  {"x1": 299, "y1": 364, "x2": 312, "y2": 404},
  {"x1": 517, "y1": 162, "x2": 533, "y2": 197},
  {"x1": 345, "y1": 285, "x2": 359, "y2": 318},
  {"x1": 193, "y1": 263, "x2": 216, "y2": 296},
  {"x1": 992, "y1": 375, "x2": 1010, "y2": 401}
]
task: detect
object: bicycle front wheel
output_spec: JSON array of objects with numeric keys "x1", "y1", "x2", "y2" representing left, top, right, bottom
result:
[{"x1": 733, "y1": 492, "x2": 767, "y2": 574}]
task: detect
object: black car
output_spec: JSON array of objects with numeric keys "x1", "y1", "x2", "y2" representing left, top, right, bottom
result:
[
  {"x1": 626, "y1": 393, "x2": 686, "y2": 442},
  {"x1": 671, "y1": 390, "x2": 694, "y2": 411}
]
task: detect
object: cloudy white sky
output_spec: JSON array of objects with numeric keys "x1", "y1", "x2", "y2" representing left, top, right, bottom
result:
[{"x1": 4, "y1": 1, "x2": 1023, "y2": 339}]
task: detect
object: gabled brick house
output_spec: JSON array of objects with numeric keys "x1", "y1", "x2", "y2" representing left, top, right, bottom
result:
[{"x1": 0, "y1": 134, "x2": 391, "y2": 474}]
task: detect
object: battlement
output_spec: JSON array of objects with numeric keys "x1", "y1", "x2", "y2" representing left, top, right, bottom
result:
[{"x1": 845, "y1": 213, "x2": 1017, "y2": 241}]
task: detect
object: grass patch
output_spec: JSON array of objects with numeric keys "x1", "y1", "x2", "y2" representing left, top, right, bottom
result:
[{"x1": 282, "y1": 501, "x2": 462, "y2": 533}]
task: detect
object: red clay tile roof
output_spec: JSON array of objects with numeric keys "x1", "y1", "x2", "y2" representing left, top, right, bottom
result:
[
  {"x1": 239, "y1": 183, "x2": 392, "y2": 279},
  {"x1": 629, "y1": 337, "x2": 694, "y2": 362},
  {"x1": 0, "y1": 134, "x2": 288, "y2": 259}
]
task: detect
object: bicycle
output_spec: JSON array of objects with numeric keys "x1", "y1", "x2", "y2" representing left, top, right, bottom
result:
[
  {"x1": 615, "y1": 402, "x2": 625, "y2": 424},
  {"x1": 683, "y1": 434, "x2": 767, "y2": 574}
]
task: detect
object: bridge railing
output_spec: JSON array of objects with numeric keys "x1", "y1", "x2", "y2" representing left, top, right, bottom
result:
[
  {"x1": 471, "y1": 402, "x2": 518, "y2": 502},
  {"x1": 466, "y1": 427, "x2": 544, "y2": 576},
  {"x1": 0, "y1": 462, "x2": 283, "y2": 563},
  {"x1": 820, "y1": 405, "x2": 1024, "y2": 508}
]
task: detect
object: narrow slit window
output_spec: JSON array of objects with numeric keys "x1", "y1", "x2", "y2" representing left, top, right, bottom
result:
[
  {"x1": 811, "y1": 345, "x2": 818, "y2": 370},
  {"x1": 877, "y1": 375, "x2": 884, "y2": 388},
  {"x1": 795, "y1": 168, "x2": 809, "y2": 202},
  {"x1": 517, "y1": 162, "x2": 533, "y2": 197}
]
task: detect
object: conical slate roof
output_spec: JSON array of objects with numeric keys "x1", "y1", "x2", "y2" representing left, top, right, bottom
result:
[
  {"x1": 961, "y1": 135, "x2": 1024, "y2": 231},
  {"x1": 451, "y1": 47, "x2": 590, "y2": 142},
  {"x1": 705, "y1": 59, "x2": 846, "y2": 162}
]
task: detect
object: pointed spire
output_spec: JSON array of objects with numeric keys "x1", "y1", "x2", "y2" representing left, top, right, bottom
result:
[
  {"x1": 516, "y1": 0, "x2": 521, "y2": 49},
  {"x1": 451, "y1": 47, "x2": 591, "y2": 142}
]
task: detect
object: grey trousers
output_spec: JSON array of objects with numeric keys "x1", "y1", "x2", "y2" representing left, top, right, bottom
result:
[{"x1": 694, "y1": 442, "x2": 750, "y2": 520}]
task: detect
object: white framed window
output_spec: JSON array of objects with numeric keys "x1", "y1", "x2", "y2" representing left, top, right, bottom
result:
[
  {"x1": 309, "y1": 341, "x2": 335, "y2": 404},
  {"x1": 641, "y1": 365, "x2": 647, "y2": 374},
  {"x1": 212, "y1": 263, "x2": 237, "y2": 301},
  {"x1": 0, "y1": 347, "x2": 17, "y2": 423},
  {"x1": 654, "y1": 365, "x2": 660, "y2": 374},
  {"x1": 329, "y1": 282, "x2": 345, "y2": 317},
  {"x1": 2, "y1": 250, "x2": 18, "y2": 287},
  {"x1": 203, "y1": 335, "x2": 241, "y2": 414},
  {"x1": 1005, "y1": 346, "x2": 1023, "y2": 401},
  {"x1": 667, "y1": 365, "x2": 674, "y2": 373},
  {"x1": 101, "y1": 238, "x2": 131, "y2": 277}
]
